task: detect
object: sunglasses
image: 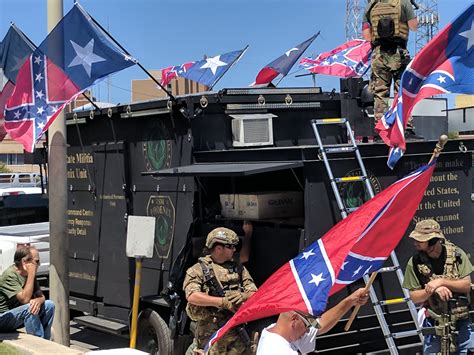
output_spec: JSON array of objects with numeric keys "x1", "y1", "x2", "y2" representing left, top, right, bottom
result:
[
  {"x1": 293, "y1": 312, "x2": 312, "y2": 330},
  {"x1": 223, "y1": 244, "x2": 236, "y2": 250}
]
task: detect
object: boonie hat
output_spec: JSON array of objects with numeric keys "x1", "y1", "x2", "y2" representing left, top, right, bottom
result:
[
  {"x1": 205, "y1": 227, "x2": 239, "y2": 248},
  {"x1": 409, "y1": 219, "x2": 445, "y2": 242}
]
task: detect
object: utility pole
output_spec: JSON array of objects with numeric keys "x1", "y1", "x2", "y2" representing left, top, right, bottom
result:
[{"x1": 47, "y1": 0, "x2": 70, "y2": 346}]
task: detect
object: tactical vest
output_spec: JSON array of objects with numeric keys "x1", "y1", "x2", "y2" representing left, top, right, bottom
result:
[
  {"x1": 413, "y1": 241, "x2": 469, "y2": 320},
  {"x1": 368, "y1": 0, "x2": 409, "y2": 44},
  {"x1": 186, "y1": 255, "x2": 243, "y2": 322}
]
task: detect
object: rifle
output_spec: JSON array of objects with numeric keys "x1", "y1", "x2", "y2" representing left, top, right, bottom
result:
[
  {"x1": 422, "y1": 297, "x2": 468, "y2": 354},
  {"x1": 201, "y1": 262, "x2": 251, "y2": 347}
]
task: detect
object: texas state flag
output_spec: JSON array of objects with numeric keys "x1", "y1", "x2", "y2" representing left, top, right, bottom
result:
[
  {"x1": 377, "y1": 4, "x2": 474, "y2": 169},
  {"x1": 4, "y1": 4, "x2": 135, "y2": 152},
  {"x1": 206, "y1": 161, "x2": 435, "y2": 351},
  {"x1": 252, "y1": 33, "x2": 319, "y2": 86}
]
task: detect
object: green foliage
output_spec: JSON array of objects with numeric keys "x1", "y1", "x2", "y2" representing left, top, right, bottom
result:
[
  {"x1": 0, "y1": 162, "x2": 11, "y2": 173},
  {"x1": 0, "y1": 343, "x2": 22, "y2": 355}
]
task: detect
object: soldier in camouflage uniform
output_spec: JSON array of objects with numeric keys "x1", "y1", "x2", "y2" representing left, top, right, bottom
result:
[
  {"x1": 183, "y1": 226, "x2": 257, "y2": 354},
  {"x1": 362, "y1": 0, "x2": 418, "y2": 134},
  {"x1": 402, "y1": 219, "x2": 473, "y2": 354}
]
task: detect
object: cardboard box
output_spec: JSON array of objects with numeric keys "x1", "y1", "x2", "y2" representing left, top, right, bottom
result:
[{"x1": 220, "y1": 191, "x2": 303, "y2": 220}]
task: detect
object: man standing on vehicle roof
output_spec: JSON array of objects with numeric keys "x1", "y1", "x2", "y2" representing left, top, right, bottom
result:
[
  {"x1": 0, "y1": 245, "x2": 55, "y2": 339},
  {"x1": 402, "y1": 219, "x2": 473, "y2": 354},
  {"x1": 183, "y1": 223, "x2": 257, "y2": 354},
  {"x1": 362, "y1": 0, "x2": 421, "y2": 139}
]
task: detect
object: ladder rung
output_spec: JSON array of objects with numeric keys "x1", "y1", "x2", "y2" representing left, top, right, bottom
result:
[
  {"x1": 334, "y1": 176, "x2": 366, "y2": 183},
  {"x1": 312, "y1": 118, "x2": 347, "y2": 125},
  {"x1": 324, "y1": 145, "x2": 357, "y2": 153},
  {"x1": 392, "y1": 329, "x2": 421, "y2": 339},
  {"x1": 378, "y1": 266, "x2": 400, "y2": 273},
  {"x1": 376, "y1": 297, "x2": 408, "y2": 306}
]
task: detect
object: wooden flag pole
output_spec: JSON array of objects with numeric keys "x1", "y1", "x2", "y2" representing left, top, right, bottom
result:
[{"x1": 344, "y1": 135, "x2": 449, "y2": 332}]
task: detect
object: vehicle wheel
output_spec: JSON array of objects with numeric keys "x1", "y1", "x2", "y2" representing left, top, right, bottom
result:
[{"x1": 137, "y1": 309, "x2": 171, "y2": 355}]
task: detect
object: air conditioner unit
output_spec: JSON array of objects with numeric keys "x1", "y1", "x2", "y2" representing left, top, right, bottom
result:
[{"x1": 230, "y1": 114, "x2": 276, "y2": 147}]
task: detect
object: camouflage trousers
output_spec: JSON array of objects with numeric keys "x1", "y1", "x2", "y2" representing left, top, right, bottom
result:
[
  {"x1": 189, "y1": 319, "x2": 248, "y2": 355},
  {"x1": 369, "y1": 45, "x2": 412, "y2": 126}
]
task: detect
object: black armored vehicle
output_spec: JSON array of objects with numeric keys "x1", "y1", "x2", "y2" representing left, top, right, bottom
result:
[{"x1": 66, "y1": 80, "x2": 473, "y2": 354}]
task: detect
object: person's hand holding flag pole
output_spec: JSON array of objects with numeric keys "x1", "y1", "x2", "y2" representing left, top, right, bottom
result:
[{"x1": 344, "y1": 135, "x2": 448, "y2": 331}]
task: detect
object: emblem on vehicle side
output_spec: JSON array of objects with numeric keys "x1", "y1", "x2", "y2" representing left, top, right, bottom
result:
[
  {"x1": 146, "y1": 195, "x2": 176, "y2": 259},
  {"x1": 142, "y1": 120, "x2": 172, "y2": 179},
  {"x1": 339, "y1": 169, "x2": 382, "y2": 209}
]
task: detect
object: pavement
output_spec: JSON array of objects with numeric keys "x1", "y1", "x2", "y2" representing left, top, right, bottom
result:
[{"x1": 0, "y1": 322, "x2": 136, "y2": 355}]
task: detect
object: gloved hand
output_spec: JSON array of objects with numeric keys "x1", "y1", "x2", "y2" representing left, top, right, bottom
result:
[{"x1": 221, "y1": 292, "x2": 244, "y2": 312}]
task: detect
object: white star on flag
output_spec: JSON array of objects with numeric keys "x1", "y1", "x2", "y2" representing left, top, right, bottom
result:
[
  {"x1": 352, "y1": 265, "x2": 363, "y2": 277},
  {"x1": 437, "y1": 75, "x2": 446, "y2": 83},
  {"x1": 285, "y1": 47, "x2": 298, "y2": 56},
  {"x1": 36, "y1": 106, "x2": 45, "y2": 115},
  {"x1": 301, "y1": 249, "x2": 316, "y2": 260},
  {"x1": 35, "y1": 90, "x2": 44, "y2": 99},
  {"x1": 341, "y1": 261, "x2": 349, "y2": 270},
  {"x1": 200, "y1": 55, "x2": 227, "y2": 75},
  {"x1": 13, "y1": 111, "x2": 21, "y2": 119},
  {"x1": 68, "y1": 38, "x2": 106, "y2": 77},
  {"x1": 308, "y1": 273, "x2": 325, "y2": 287},
  {"x1": 35, "y1": 73, "x2": 44, "y2": 82},
  {"x1": 34, "y1": 56, "x2": 42, "y2": 65},
  {"x1": 37, "y1": 121, "x2": 45, "y2": 129},
  {"x1": 460, "y1": 20, "x2": 474, "y2": 51}
]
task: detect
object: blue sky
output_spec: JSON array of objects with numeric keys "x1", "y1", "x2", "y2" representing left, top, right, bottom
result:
[{"x1": 0, "y1": 0, "x2": 470, "y2": 105}]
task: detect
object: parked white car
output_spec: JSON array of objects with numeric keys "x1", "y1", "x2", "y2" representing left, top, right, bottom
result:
[{"x1": 0, "y1": 222, "x2": 49, "y2": 277}]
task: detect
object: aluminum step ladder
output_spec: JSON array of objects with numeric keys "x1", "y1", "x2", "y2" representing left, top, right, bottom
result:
[{"x1": 311, "y1": 118, "x2": 423, "y2": 355}]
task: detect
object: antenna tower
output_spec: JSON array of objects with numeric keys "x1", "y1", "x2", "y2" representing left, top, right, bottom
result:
[
  {"x1": 345, "y1": 0, "x2": 368, "y2": 41},
  {"x1": 415, "y1": 0, "x2": 439, "y2": 53}
]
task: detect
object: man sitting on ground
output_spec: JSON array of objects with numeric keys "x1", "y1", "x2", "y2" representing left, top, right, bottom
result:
[{"x1": 0, "y1": 245, "x2": 54, "y2": 339}]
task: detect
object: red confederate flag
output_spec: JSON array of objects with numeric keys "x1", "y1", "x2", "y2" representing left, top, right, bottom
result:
[{"x1": 205, "y1": 161, "x2": 436, "y2": 350}]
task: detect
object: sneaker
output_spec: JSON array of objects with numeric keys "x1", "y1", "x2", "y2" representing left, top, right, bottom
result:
[{"x1": 405, "y1": 128, "x2": 424, "y2": 140}]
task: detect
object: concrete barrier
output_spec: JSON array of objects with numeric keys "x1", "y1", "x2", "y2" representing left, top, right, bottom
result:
[{"x1": 0, "y1": 333, "x2": 86, "y2": 355}]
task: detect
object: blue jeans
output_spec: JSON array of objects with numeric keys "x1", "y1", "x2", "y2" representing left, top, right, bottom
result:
[
  {"x1": 0, "y1": 300, "x2": 55, "y2": 339},
  {"x1": 423, "y1": 318, "x2": 473, "y2": 354}
]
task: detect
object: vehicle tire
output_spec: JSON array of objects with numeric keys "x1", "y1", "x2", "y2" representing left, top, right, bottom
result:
[{"x1": 136, "y1": 308, "x2": 171, "y2": 355}]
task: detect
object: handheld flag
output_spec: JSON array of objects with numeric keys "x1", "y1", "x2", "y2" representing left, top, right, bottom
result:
[
  {"x1": 0, "y1": 25, "x2": 35, "y2": 141},
  {"x1": 177, "y1": 48, "x2": 247, "y2": 89},
  {"x1": 252, "y1": 33, "x2": 319, "y2": 86},
  {"x1": 376, "y1": 4, "x2": 474, "y2": 169},
  {"x1": 206, "y1": 161, "x2": 436, "y2": 350},
  {"x1": 5, "y1": 3, "x2": 135, "y2": 152},
  {"x1": 300, "y1": 39, "x2": 371, "y2": 78},
  {"x1": 160, "y1": 62, "x2": 194, "y2": 87}
]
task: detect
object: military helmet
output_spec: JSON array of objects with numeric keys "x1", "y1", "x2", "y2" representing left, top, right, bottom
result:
[
  {"x1": 205, "y1": 227, "x2": 239, "y2": 248},
  {"x1": 409, "y1": 219, "x2": 445, "y2": 242}
]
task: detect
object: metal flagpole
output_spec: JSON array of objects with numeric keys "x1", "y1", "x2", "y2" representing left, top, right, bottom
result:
[
  {"x1": 209, "y1": 45, "x2": 249, "y2": 91},
  {"x1": 80, "y1": 3, "x2": 176, "y2": 101},
  {"x1": 47, "y1": 0, "x2": 69, "y2": 346}
]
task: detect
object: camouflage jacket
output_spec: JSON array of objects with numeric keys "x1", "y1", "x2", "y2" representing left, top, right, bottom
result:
[{"x1": 183, "y1": 255, "x2": 257, "y2": 322}]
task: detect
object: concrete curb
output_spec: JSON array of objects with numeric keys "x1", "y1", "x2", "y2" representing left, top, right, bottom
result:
[{"x1": 0, "y1": 333, "x2": 86, "y2": 355}]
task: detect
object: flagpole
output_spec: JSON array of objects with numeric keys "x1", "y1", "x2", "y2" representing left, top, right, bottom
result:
[
  {"x1": 10, "y1": 23, "x2": 36, "y2": 51},
  {"x1": 344, "y1": 134, "x2": 449, "y2": 332},
  {"x1": 47, "y1": 0, "x2": 70, "y2": 346},
  {"x1": 274, "y1": 31, "x2": 320, "y2": 87},
  {"x1": 84, "y1": 6, "x2": 176, "y2": 101},
  {"x1": 209, "y1": 45, "x2": 249, "y2": 91}
]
